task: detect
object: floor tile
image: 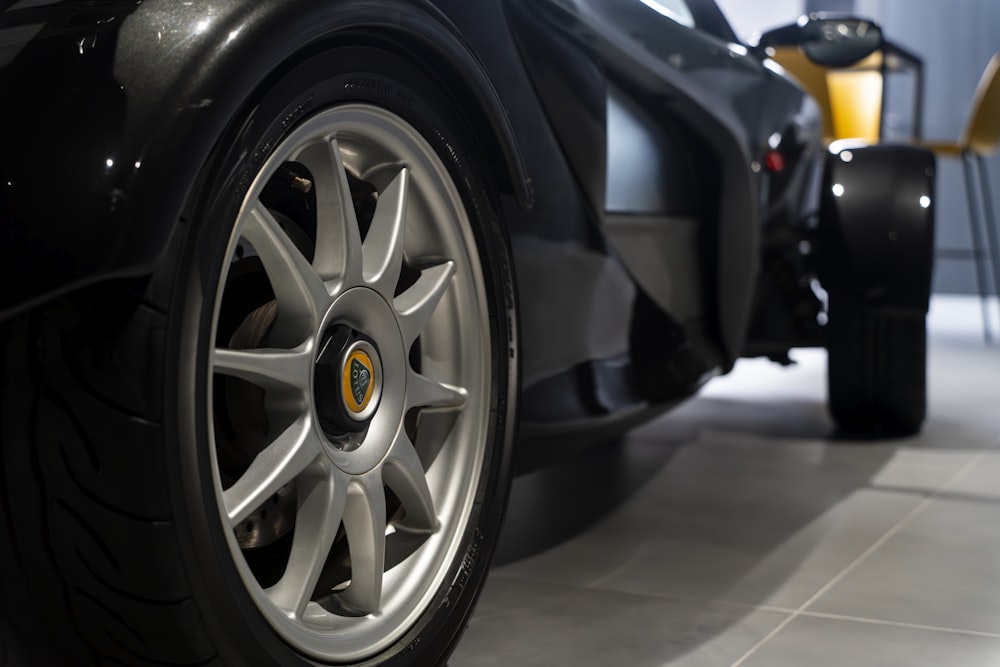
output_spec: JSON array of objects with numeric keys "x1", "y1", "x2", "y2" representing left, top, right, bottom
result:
[
  {"x1": 462, "y1": 297, "x2": 1000, "y2": 665},
  {"x1": 496, "y1": 431, "x2": 977, "y2": 609},
  {"x1": 947, "y1": 450, "x2": 1000, "y2": 501},
  {"x1": 808, "y1": 496, "x2": 1000, "y2": 634},
  {"x1": 450, "y1": 578, "x2": 788, "y2": 667},
  {"x1": 914, "y1": 413, "x2": 1000, "y2": 451},
  {"x1": 737, "y1": 615, "x2": 1000, "y2": 667},
  {"x1": 582, "y1": 486, "x2": 926, "y2": 610},
  {"x1": 493, "y1": 435, "x2": 683, "y2": 566}
]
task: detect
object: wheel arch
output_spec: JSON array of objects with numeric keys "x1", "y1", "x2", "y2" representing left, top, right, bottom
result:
[{"x1": 0, "y1": 0, "x2": 529, "y2": 320}]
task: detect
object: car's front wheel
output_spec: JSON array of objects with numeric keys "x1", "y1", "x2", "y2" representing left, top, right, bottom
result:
[{"x1": 0, "y1": 45, "x2": 517, "y2": 666}]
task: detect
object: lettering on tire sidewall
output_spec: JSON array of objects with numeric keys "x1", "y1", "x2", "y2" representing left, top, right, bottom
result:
[{"x1": 343, "y1": 75, "x2": 417, "y2": 110}]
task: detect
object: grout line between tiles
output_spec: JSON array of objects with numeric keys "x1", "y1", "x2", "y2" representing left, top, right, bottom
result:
[
  {"x1": 491, "y1": 569, "x2": 799, "y2": 616},
  {"x1": 589, "y1": 582, "x2": 799, "y2": 616},
  {"x1": 585, "y1": 547, "x2": 647, "y2": 589},
  {"x1": 797, "y1": 610, "x2": 1000, "y2": 640},
  {"x1": 728, "y1": 446, "x2": 993, "y2": 667}
]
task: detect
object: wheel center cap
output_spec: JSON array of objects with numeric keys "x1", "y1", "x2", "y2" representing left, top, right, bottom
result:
[
  {"x1": 340, "y1": 340, "x2": 381, "y2": 421},
  {"x1": 314, "y1": 328, "x2": 384, "y2": 440},
  {"x1": 313, "y1": 287, "x2": 404, "y2": 472}
]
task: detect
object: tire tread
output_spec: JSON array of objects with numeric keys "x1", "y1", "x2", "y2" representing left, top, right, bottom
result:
[
  {"x1": 0, "y1": 293, "x2": 222, "y2": 667},
  {"x1": 827, "y1": 293, "x2": 927, "y2": 437}
]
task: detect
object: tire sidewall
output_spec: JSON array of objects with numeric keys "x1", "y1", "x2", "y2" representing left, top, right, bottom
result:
[{"x1": 168, "y1": 45, "x2": 517, "y2": 666}]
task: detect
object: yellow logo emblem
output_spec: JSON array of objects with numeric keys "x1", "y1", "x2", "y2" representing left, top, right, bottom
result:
[{"x1": 343, "y1": 349, "x2": 375, "y2": 414}]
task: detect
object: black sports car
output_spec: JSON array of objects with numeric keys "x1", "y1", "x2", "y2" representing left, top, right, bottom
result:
[{"x1": 0, "y1": 1, "x2": 934, "y2": 665}]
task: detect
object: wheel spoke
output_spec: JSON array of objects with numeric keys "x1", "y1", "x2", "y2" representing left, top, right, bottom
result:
[
  {"x1": 212, "y1": 346, "x2": 312, "y2": 393},
  {"x1": 338, "y1": 473, "x2": 387, "y2": 615},
  {"x1": 267, "y1": 462, "x2": 347, "y2": 618},
  {"x1": 297, "y1": 137, "x2": 364, "y2": 287},
  {"x1": 241, "y1": 201, "x2": 330, "y2": 333},
  {"x1": 362, "y1": 168, "x2": 409, "y2": 299},
  {"x1": 383, "y1": 432, "x2": 439, "y2": 533},
  {"x1": 223, "y1": 417, "x2": 321, "y2": 525},
  {"x1": 405, "y1": 369, "x2": 467, "y2": 412},
  {"x1": 394, "y1": 261, "x2": 455, "y2": 347}
]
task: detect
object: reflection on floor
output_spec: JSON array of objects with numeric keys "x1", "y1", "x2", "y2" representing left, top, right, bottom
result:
[{"x1": 451, "y1": 296, "x2": 1000, "y2": 667}]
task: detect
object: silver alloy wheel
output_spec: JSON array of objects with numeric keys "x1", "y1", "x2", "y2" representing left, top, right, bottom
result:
[{"x1": 206, "y1": 104, "x2": 491, "y2": 662}]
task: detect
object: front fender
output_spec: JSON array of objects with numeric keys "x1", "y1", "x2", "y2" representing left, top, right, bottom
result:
[
  {"x1": 0, "y1": 0, "x2": 528, "y2": 319},
  {"x1": 819, "y1": 143, "x2": 936, "y2": 311}
]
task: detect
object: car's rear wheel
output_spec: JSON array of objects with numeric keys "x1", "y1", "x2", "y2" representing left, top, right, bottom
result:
[{"x1": 0, "y1": 45, "x2": 517, "y2": 666}]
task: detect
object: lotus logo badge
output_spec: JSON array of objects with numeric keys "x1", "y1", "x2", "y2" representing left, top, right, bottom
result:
[
  {"x1": 342, "y1": 346, "x2": 377, "y2": 417},
  {"x1": 351, "y1": 358, "x2": 371, "y2": 407}
]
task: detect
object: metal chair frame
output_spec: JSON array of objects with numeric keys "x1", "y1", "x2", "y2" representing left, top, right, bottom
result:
[{"x1": 927, "y1": 54, "x2": 1000, "y2": 341}]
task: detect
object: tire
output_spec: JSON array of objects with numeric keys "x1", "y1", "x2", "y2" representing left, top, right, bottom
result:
[
  {"x1": 0, "y1": 44, "x2": 517, "y2": 667},
  {"x1": 826, "y1": 289, "x2": 926, "y2": 437}
]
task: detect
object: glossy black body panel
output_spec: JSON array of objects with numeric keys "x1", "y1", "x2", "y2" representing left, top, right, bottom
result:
[
  {"x1": 820, "y1": 145, "x2": 936, "y2": 311},
  {"x1": 0, "y1": 0, "x2": 530, "y2": 317},
  {"x1": 0, "y1": 0, "x2": 854, "y2": 451}
]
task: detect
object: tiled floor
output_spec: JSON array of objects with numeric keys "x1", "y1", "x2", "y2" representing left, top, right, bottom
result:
[{"x1": 451, "y1": 296, "x2": 1000, "y2": 667}]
